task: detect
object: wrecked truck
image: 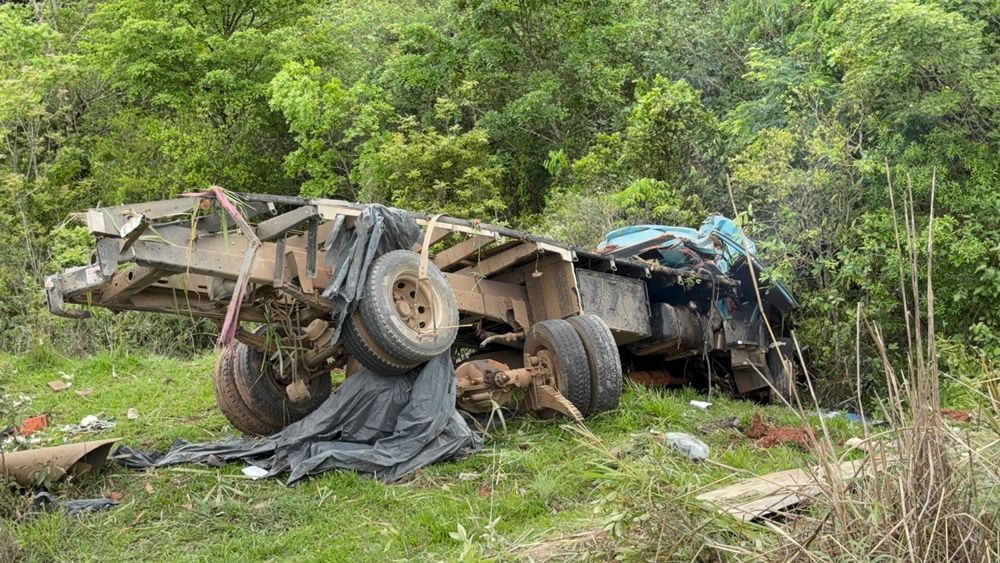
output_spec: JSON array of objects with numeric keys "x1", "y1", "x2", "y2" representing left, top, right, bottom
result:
[{"x1": 44, "y1": 190, "x2": 800, "y2": 435}]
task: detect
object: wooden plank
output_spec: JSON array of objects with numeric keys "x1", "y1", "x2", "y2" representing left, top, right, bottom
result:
[
  {"x1": 696, "y1": 457, "x2": 894, "y2": 522},
  {"x1": 433, "y1": 235, "x2": 497, "y2": 270},
  {"x1": 456, "y1": 242, "x2": 539, "y2": 279}
]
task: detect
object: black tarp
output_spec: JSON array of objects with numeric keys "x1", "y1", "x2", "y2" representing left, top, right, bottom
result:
[{"x1": 113, "y1": 204, "x2": 481, "y2": 483}]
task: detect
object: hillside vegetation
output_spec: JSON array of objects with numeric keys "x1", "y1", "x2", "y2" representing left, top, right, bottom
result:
[
  {"x1": 3, "y1": 0, "x2": 1000, "y2": 397},
  {"x1": 2, "y1": 2, "x2": 1000, "y2": 561}
]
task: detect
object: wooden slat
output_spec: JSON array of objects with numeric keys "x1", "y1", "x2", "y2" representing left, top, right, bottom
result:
[
  {"x1": 433, "y1": 235, "x2": 496, "y2": 270},
  {"x1": 696, "y1": 456, "x2": 894, "y2": 522},
  {"x1": 456, "y1": 242, "x2": 539, "y2": 279}
]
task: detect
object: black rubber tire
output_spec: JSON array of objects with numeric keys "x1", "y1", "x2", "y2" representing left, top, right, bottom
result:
[
  {"x1": 524, "y1": 319, "x2": 592, "y2": 416},
  {"x1": 233, "y1": 327, "x2": 332, "y2": 429},
  {"x1": 767, "y1": 337, "x2": 796, "y2": 405},
  {"x1": 567, "y1": 314, "x2": 622, "y2": 413},
  {"x1": 212, "y1": 347, "x2": 280, "y2": 436},
  {"x1": 358, "y1": 250, "x2": 459, "y2": 364},
  {"x1": 342, "y1": 313, "x2": 417, "y2": 376}
]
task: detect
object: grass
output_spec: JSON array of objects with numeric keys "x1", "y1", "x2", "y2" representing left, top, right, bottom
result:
[{"x1": 0, "y1": 349, "x2": 875, "y2": 562}]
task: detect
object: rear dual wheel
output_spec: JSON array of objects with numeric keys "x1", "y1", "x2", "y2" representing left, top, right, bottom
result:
[
  {"x1": 212, "y1": 331, "x2": 332, "y2": 436},
  {"x1": 523, "y1": 315, "x2": 623, "y2": 417}
]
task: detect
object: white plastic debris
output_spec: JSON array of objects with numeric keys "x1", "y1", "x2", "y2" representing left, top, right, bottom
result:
[
  {"x1": 241, "y1": 466, "x2": 268, "y2": 480},
  {"x1": 59, "y1": 415, "x2": 116, "y2": 435},
  {"x1": 664, "y1": 432, "x2": 710, "y2": 461},
  {"x1": 127, "y1": 408, "x2": 139, "y2": 420},
  {"x1": 689, "y1": 400, "x2": 712, "y2": 409}
]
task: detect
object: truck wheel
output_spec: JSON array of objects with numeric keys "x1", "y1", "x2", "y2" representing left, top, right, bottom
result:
[
  {"x1": 358, "y1": 250, "x2": 459, "y2": 364},
  {"x1": 212, "y1": 347, "x2": 280, "y2": 436},
  {"x1": 524, "y1": 319, "x2": 592, "y2": 416},
  {"x1": 342, "y1": 313, "x2": 417, "y2": 376},
  {"x1": 767, "y1": 338, "x2": 797, "y2": 405},
  {"x1": 234, "y1": 327, "x2": 332, "y2": 430},
  {"x1": 567, "y1": 314, "x2": 622, "y2": 413}
]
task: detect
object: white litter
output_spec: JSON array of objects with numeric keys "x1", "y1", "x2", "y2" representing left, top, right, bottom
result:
[
  {"x1": 664, "y1": 432, "x2": 710, "y2": 461},
  {"x1": 242, "y1": 466, "x2": 268, "y2": 480},
  {"x1": 689, "y1": 400, "x2": 712, "y2": 409}
]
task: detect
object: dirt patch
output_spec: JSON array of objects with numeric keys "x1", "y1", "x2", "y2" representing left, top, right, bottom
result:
[
  {"x1": 744, "y1": 413, "x2": 813, "y2": 448},
  {"x1": 942, "y1": 409, "x2": 971, "y2": 422}
]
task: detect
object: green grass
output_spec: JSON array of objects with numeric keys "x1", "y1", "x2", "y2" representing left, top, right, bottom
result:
[{"x1": 0, "y1": 351, "x2": 863, "y2": 562}]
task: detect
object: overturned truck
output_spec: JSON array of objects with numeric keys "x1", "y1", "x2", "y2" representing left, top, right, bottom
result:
[{"x1": 45, "y1": 191, "x2": 800, "y2": 435}]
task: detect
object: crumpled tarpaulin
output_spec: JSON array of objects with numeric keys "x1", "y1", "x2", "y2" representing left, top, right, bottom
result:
[
  {"x1": 114, "y1": 354, "x2": 481, "y2": 483},
  {"x1": 31, "y1": 491, "x2": 120, "y2": 516},
  {"x1": 113, "y1": 204, "x2": 480, "y2": 484},
  {"x1": 320, "y1": 203, "x2": 422, "y2": 344}
]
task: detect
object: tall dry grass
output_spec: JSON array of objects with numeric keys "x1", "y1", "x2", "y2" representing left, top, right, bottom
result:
[
  {"x1": 753, "y1": 168, "x2": 1000, "y2": 561},
  {"x1": 700, "y1": 167, "x2": 1000, "y2": 561}
]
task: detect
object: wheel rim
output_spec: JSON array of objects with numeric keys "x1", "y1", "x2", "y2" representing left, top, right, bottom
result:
[
  {"x1": 247, "y1": 338, "x2": 327, "y2": 405},
  {"x1": 390, "y1": 272, "x2": 449, "y2": 338},
  {"x1": 532, "y1": 348, "x2": 562, "y2": 389}
]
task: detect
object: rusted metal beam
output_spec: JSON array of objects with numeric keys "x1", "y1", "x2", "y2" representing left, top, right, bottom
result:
[
  {"x1": 456, "y1": 242, "x2": 540, "y2": 279},
  {"x1": 255, "y1": 205, "x2": 319, "y2": 241},
  {"x1": 446, "y1": 273, "x2": 531, "y2": 329},
  {"x1": 99, "y1": 266, "x2": 165, "y2": 304},
  {"x1": 433, "y1": 234, "x2": 497, "y2": 270}
]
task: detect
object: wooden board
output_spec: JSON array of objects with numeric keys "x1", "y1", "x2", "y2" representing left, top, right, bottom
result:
[{"x1": 696, "y1": 456, "x2": 893, "y2": 522}]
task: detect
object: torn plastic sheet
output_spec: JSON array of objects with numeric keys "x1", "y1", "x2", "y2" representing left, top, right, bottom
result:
[
  {"x1": 114, "y1": 353, "x2": 482, "y2": 484},
  {"x1": 31, "y1": 491, "x2": 119, "y2": 516}
]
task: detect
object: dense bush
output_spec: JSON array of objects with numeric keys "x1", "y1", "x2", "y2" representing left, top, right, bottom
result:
[{"x1": 1, "y1": 0, "x2": 998, "y2": 398}]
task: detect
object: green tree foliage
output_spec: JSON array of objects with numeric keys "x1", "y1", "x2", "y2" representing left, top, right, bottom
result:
[{"x1": 1, "y1": 0, "x2": 999, "y2": 398}]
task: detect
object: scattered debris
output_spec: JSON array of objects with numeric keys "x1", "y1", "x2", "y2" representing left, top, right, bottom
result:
[
  {"x1": 821, "y1": 410, "x2": 885, "y2": 426},
  {"x1": 689, "y1": 400, "x2": 712, "y2": 409},
  {"x1": 75, "y1": 388, "x2": 94, "y2": 398},
  {"x1": 127, "y1": 408, "x2": 139, "y2": 420},
  {"x1": 697, "y1": 455, "x2": 895, "y2": 522},
  {"x1": 59, "y1": 415, "x2": 116, "y2": 435},
  {"x1": 663, "y1": 432, "x2": 710, "y2": 461},
  {"x1": 241, "y1": 466, "x2": 268, "y2": 480},
  {"x1": 697, "y1": 417, "x2": 741, "y2": 435},
  {"x1": 144, "y1": 482, "x2": 155, "y2": 494},
  {"x1": 942, "y1": 409, "x2": 971, "y2": 422},
  {"x1": 31, "y1": 491, "x2": 120, "y2": 516},
  {"x1": 17, "y1": 414, "x2": 48, "y2": 437},
  {"x1": 47, "y1": 380, "x2": 70, "y2": 392},
  {"x1": 844, "y1": 436, "x2": 894, "y2": 454},
  {"x1": 0, "y1": 438, "x2": 119, "y2": 487},
  {"x1": 745, "y1": 414, "x2": 813, "y2": 449}
]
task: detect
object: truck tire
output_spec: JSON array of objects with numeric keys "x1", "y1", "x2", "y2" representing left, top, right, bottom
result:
[
  {"x1": 343, "y1": 313, "x2": 417, "y2": 376},
  {"x1": 567, "y1": 314, "x2": 622, "y2": 413},
  {"x1": 212, "y1": 347, "x2": 280, "y2": 436},
  {"x1": 358, "y1": 250, "x2": 459, "y2": 364},
  {"x1": 767, "y1": 337, "x2": 796, "y2": 405},
  {"x1": 234, "y1": 327, "x2": 332, "y2": 429},
  {"x1": 524, "y1": 319, "x2": 592, "y2": 416}
]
